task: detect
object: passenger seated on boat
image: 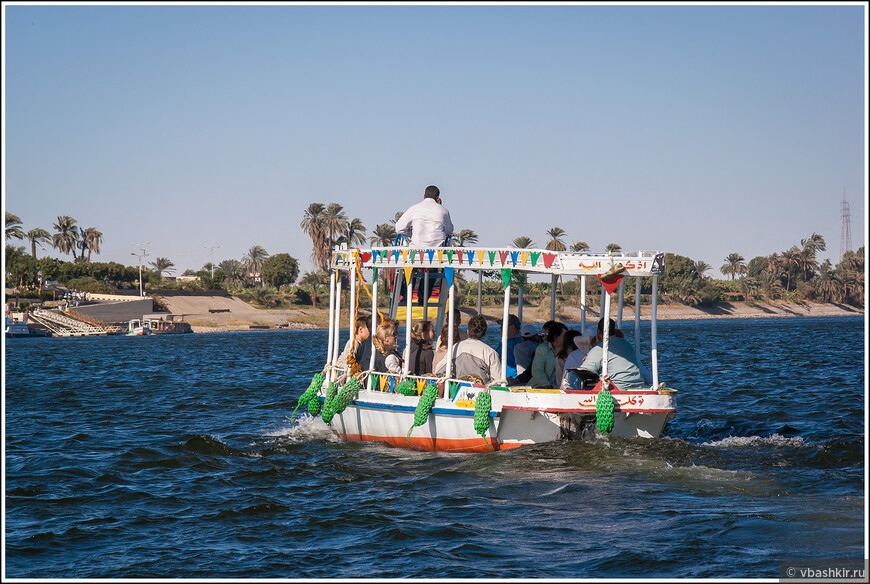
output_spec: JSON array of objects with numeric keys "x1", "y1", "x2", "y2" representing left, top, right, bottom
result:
[
  {"x1": 372, "y1": 320, "x2": 403, "y2": 374},
  {"x1": 433, "y1": 320, "x2": 461, "y2": 372},
  {"x1": 560, "y1": 331, "x2": 594, "y2": 390},
  {"x1": 514, "y1": 324, "x2": 539, "y2": 376},
  {"x1": 356, "y1": 313, "x2": 381, "y2": 370},
  {"x1": 529, "y1": 321, "x2": 567, "y2": 388},
  {"x1": 433, "y1": 308, "x2": 467, "y2": 349},
  {"x1": 405, "y1": 320, "x2": 435, "y2": 375},
  {"x1": 555, "y1": 329, "x2": 582, "y2": 387},
  {"x1": 502, "y1": 314, "x2": 522, "y2": 381},
  {"x1": 434, "y1": 315, "x2": 501, "y2": 385},
  {"x1": 578, "y1": 318, "x2": 650, "y2": 390},
  {"x1": 336, "y1": 315, "x2": 371, "y2": 373}
]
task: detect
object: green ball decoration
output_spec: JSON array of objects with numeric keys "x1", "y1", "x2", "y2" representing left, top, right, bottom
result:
[{"x1": 596, "y1": 388, "x2": 615, "y2": 434}]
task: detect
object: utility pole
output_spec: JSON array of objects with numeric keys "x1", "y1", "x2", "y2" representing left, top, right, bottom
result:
[
  {"x1": 840, "y1": 187, "x2": 853, "y2": 261},
  {"x1": 203, "y1": 244, "x2": 220, "y2": 279},
  {"x1": 131, "y1": 242, "x2": 150, "y2": 297}
]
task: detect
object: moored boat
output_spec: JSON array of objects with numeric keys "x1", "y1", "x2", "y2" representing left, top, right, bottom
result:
[
  {"x1": 127, "y1": 318, "x2": 153, "y2": 336},
  {"x1": 296, "y1": 243, "x2": 676, "y2": 453}
]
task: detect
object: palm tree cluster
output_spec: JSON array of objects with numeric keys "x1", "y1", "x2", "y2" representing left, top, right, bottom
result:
[
  {"x1": 736, "y1": 234, "x2": 863, "y2": 306},
  {"x1": 301, "y1": 203, "x2": 367, "y2": 272},
  {"x1": 6, "y1": 212, "x2": 103, "y2": 262}
]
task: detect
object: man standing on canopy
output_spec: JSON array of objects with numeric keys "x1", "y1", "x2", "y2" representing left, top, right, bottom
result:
[
  {"x1": 393, "y1": 185, "x2": 454, "y2": 305},
  {"x1": 394, "y1": 185, "x2": 453, "y2": 248}
]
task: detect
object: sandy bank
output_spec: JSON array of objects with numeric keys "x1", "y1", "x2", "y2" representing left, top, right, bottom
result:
[{"x1": 156, "y1": 294, "x2": 863, "y2": 333}]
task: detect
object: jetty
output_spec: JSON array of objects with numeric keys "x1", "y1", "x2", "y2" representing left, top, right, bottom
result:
[{"x1": 28, "y1": 308, "x2": 121, "y2": 337}]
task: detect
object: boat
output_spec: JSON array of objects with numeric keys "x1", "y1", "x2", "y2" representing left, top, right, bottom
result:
[
  {"x1": 126, "y1": 318, "x2": 153, "y2": 336},
  {"x1": 5, "y1": 315, "x2": 50, "y2": 338},
  {"x1": 296, "y1": 242, "x2": 677, "y2": 453}
]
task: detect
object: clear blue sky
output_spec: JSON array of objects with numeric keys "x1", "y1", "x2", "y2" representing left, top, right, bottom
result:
[{"x1": 3, "y1": 2, "x2": 867, "y2": 277}]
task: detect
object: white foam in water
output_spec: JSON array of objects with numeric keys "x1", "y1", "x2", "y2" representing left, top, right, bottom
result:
[
  {"x1": 265, "y1": 414, "x2": 339, "y2": 443},
  {"x1": 701, "y1": 433, "x2": 807, "y2": 448}
]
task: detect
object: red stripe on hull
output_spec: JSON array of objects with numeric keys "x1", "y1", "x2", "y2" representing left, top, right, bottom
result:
[{"x1": 337, "y1": 433, "x2": 527, "y2": 453}]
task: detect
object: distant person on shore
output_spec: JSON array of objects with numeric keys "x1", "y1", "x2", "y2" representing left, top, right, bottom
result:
[
  {"x1": 578, "y1": 318, "x2": 649, "y2": 390},
  {"x1": 405, "y1": 320, "x2": 436, "y2": 375},
  {"x1": 372, "y1": 320, "x2": 403, "y2": 374},
  {"x1": 434, "y1": 315, "x2": 501, "y2": 385}
]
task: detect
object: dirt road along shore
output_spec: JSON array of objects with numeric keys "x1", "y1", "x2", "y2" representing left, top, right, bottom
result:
[{"x1": 155, "y1": 294, "x2": 863, "y2": 333}]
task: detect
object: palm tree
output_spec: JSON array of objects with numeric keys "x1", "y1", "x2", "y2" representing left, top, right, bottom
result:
[
  {"x1": 150, "y1": 257, "x2": 175, "y2": 278},
  {"x1": 6, "y1": 212, "x2": 24, "y2": 240},
  {"x1": 570, "y1": 241, "x2": 590, "y2": 253},
  {"x1": 452, "y1": 229, "x2": 478, "y2": 247},
  {"x1": 781, "y1": 246, "x2": 802, "y2": 291},
  {"x1": 801, "y1": 233, "x2": 826, "y2": 254},
  {"x1": 545, "y1": 227, "x2": 567, "y2": 252},
  {"x1": 720, "y1": 253, "x2": 747, "y2": 281},
  {"x1": 389, "y1": 211, "x2": 405, "y2": 225},
  {"x1": 83, "y1": 228, "x2": 103, "y2": 262},
  {"x1": 25, "y1": 228, "x2": 51, "y2": 258},
  {"x1": 218, "y1": 259, "x2": 245, "y2": 286},
  {"x1": 323, "y1": 203, "x2": 349, "y2": 249},
  {"x1": 301, "y1": 203, "x2": 328, "y2": 271},
  {"x1": 369, "y1": 223, "x2": 396, "y2": 247},
  {"x1": 605, "y1": 243, "x2": 622, "y2": 254},
  {"x1": 52, "y1": 215, "x2": 80, "y2": 260},
  {"x1": 299, "y1": 270, "x2": 329, "y2": 308},
  {"x1": 813, "y1": 264, "x2": 842, "y2": 303},
  {"x1": 337, "y1": 217, "x2": 367, "y2": 248},
  {"x1": 512, "y1": 236, "x2": 535, "y2": 249},
  {"x1": 242, "y1": 245, "x2": 269, "y2": 278},
  {"x1": 692, "y1": 261, "x2": 712, "y2": 281}
]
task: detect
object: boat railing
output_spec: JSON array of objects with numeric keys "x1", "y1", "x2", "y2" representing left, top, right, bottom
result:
[{"x1": 324, "y1": 245, "x2": 667, "y2": 394}]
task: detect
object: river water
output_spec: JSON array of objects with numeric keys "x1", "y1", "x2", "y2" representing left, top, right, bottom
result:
[{"x1": 4, "y1": 316, "x2": 866, "y2": 578}]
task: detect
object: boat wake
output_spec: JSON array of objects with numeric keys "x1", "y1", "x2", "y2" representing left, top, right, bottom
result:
[
  {"x1": 701, "y1": 433, "x2": 809, "y2": 449},
  {"x1": 265, "y1": 414, "x2": 339, "y2": 444}
]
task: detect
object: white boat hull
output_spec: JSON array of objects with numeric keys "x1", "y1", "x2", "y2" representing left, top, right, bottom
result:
[{"x1": 322, "y1": 376, "x2": 676, "y2": 453}]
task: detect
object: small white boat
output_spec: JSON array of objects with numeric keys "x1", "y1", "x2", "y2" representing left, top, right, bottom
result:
[
  {"x1": 127, "y1": 318, "x2": 153, "y2": 336},
  {"x1": 299, "y1": 243, "x2": 676, "y2": 453}
]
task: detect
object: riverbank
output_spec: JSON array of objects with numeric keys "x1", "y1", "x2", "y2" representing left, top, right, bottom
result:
[{"x1": 155, "y1": 295, "x2": 864, "y2": 333}]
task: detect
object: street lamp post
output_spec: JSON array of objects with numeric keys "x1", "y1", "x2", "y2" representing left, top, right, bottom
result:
[
  {"x1": 204, "y1": 244, "x2": 220, "y2": 279},
  {"x1": 131, "y1": 242, "x2": 150, "y2": 297}
]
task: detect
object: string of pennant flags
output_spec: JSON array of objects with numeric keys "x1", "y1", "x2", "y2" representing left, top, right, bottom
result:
[{"x1": 332, "y1": 248, "x2": 560, "y2": 270}]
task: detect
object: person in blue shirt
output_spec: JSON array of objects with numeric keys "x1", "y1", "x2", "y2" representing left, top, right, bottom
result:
[{"x1": 501, "y1": 314, "x2": 522, "y2": 381}]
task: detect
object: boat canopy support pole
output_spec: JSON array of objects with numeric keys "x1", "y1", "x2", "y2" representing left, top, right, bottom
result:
[
  {"x1": 517, "y1": 279, "x2": 524, "y2": 322},
  {"x1": 601, "y1": 287, "x2": 611, "y2": 381},
  {"x1": 332, "y1": 274, "x2": 342, "y2": 381},
  {"x1": 635, "y1": 276, "x2": 642, "y2": 366},
  {"x1": 369, "y1": 267, "x2": 378, "y2": 390},
  {"x1": 550, "y1": 274, "x2": 557, "y2": 321},
  {"x1": 445, "y1": 279, "x2": 456, "y2": 389},
  {"x1": 477, "y1": 271, "x2": 483, "y2": 315},
  {"x1": 617, "y1": 279, "x2": 625, "y2": 329},
  {"x1": 423, "y1": 269, "x2": 429, "y2": 318},
  {"x1": 651, "y1": 274, "x2": 659, "y2": 387},
  {"x1": 403, "y1": 269, "x2": 412, "y2": 375},
  {"x1": 326, "y1": 269, "x2": 336, "y2": 383},
  {"x1": 501, "y1": 279, "x2": 510, "y2": 382},
  {"x1": 580, "y1": 275, "x2": 586, "y2": 331},
  {"x1": 349, "y1": 259, "x2": 357, "y2": 377}
]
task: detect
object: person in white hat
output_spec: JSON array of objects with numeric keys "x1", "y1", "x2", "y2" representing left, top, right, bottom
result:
[{"x1": 513, "y1": 323, "x2": 539, "y2": 377}]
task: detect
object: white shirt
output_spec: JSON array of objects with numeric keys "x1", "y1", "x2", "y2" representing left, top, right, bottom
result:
[{"x1": 394, "y1": 198, "x2": 454, "y2": 248}]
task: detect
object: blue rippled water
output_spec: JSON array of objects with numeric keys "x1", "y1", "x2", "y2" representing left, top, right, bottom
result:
[{"x1": 4, "y1": 316, "x2": 865, "y2": 578}]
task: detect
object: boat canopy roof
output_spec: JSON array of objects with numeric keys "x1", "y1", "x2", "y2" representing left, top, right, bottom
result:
[{"x1": 332, "y1": 246, "x2": 665, "y2": 277}]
